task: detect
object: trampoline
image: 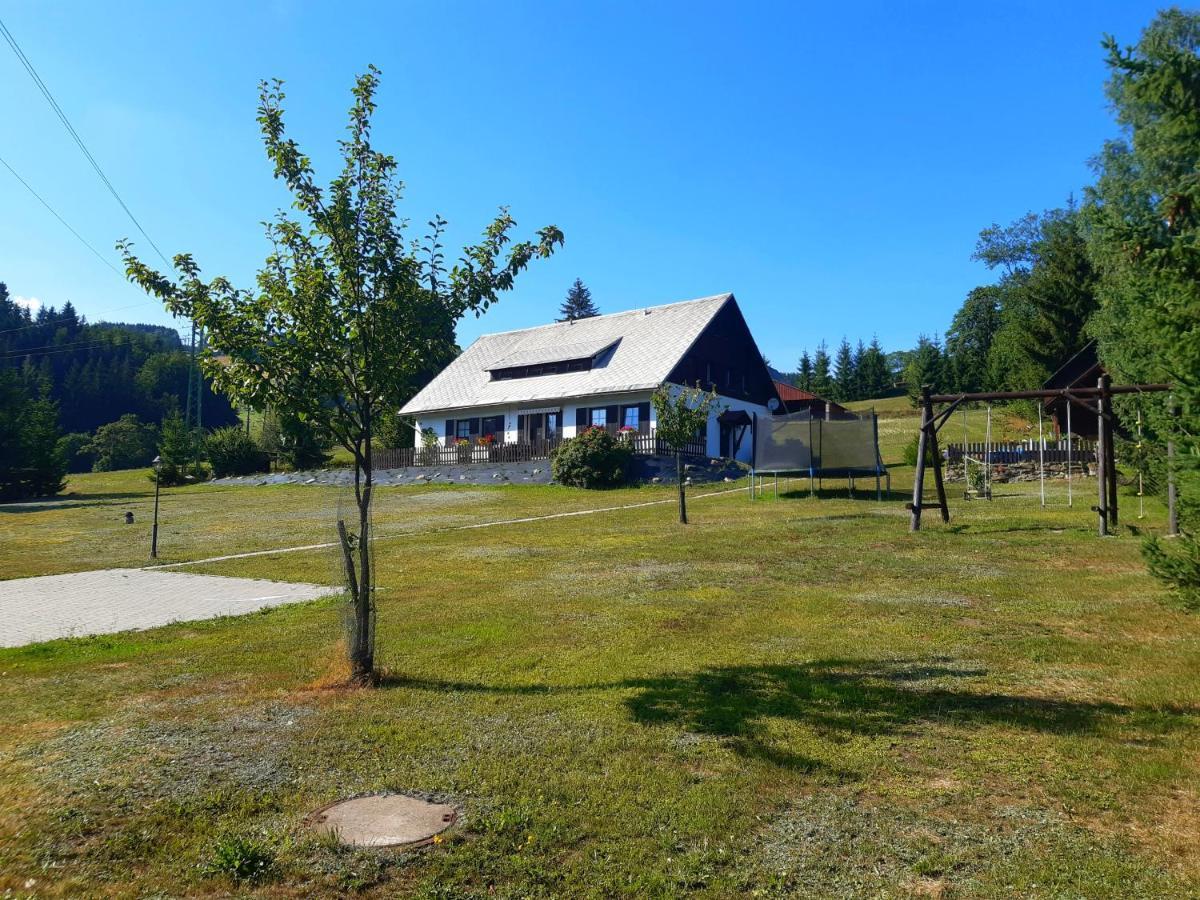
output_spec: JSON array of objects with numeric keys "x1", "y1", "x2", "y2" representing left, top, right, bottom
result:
[{"x1": 749, "y1": 409, "x2": 888, "y2": 499}]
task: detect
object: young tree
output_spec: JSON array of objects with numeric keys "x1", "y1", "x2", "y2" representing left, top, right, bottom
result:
[
  {"x1": 651, "y1": 383, "x2": 719, "y2": 524},
  {"x1": 121, "y1": 68, "x2": 562, "y2": 682},
  {"x1": 156, "y1": 410, "x2": 202, "y2": 485},
  {"x1": 795, "y1": 350, "x2": 813, "y2": 392},
  {"x1": 811, "y1": 341, "x2": 834, "y2": 398},
  {"x1": 558, "y1": 278, "x2": 599, "y2": 321}
]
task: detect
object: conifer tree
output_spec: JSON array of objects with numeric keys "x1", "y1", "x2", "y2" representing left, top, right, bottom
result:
[
  {"x1": 795, "y1": 350, "x2": 813, "y2": 391},
  {"x1": 558, "y1": 278, "x2": 599, "y2": 321},
  {"x1": 811, "y1": 342, "x2": 834, "y2": 398},
  {"x1": 833, "y1": 338, "x2": 856, "y2": 402}
]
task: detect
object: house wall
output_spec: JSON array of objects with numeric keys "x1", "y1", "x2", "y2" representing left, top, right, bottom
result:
[
  {"x1": 411, "y1": 389, "x2": 767, "y2": 463},
  {"x1": 412, "y1": 394, "x2": 659, "y2": 447}
]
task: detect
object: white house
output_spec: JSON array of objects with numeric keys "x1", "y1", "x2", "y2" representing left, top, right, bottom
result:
[{"x1": 398, "y1": 293, "x2": 779, "y2": 463}]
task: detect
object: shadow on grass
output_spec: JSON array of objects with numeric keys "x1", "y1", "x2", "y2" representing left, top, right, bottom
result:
[{"x1": 383, "y1": 658, "x2": 1196, "y2": 771}]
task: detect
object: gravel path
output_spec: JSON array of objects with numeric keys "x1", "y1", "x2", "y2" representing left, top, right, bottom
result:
[{"x1": 0, "y1": 570, "x2": 337, "y2": 647}]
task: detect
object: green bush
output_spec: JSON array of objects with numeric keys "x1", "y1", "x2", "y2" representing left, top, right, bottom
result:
[
  {"x1": 551, "y1": 427, "x2": 633, "y2": 488},
  {"x1": 206, "y1": 426, "x2": 269, "y2": 477},
  {"x1": 902, "y1": 434, "x2": 938, "y2": 468},
  {"x1": 1143, "y1": 535, "x2": 1200, "y2": 612}
]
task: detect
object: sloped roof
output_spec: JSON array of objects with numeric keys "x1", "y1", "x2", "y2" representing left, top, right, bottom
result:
[
  {"x1": 400, "y1": 293, "x2": 733, "y2": 415},
  {"x1": 773, "y1": 381, "x2": 820, "y2": 403}
]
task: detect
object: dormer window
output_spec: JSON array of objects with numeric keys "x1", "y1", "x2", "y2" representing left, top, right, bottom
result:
[{"x1": 487, "y1": 338, "x2": 620, "y2": 381}]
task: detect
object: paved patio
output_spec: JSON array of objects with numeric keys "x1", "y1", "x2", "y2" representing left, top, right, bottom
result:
[{"x1": 0, "y1": 570, "x2": 339, "y2": 648}]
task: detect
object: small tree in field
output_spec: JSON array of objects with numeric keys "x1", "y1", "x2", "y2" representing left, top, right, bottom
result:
[
  {"x1": 652, "y1": 383, "x2": 719, "y2": 524},
  {"x1": 121, "y1": 68, "x2": 562, "y2": 683}
]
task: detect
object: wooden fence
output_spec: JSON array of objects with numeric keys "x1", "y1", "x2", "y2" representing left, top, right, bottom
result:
[
  {"x1": 373, "y1": 432, "x2": 707, "y2": 470},
  {"x1": 945, "y1": 439, "x2": 1096, "y2": 465}
]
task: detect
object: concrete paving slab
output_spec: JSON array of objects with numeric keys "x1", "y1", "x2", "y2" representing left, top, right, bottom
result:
[{"x1": 0, "y1": 569, "x2": 338, "y2": 647}]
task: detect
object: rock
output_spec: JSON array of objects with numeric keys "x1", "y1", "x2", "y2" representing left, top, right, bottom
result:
[
  {"x1": 724, "y1": 477, "x2": 733, "y2": 482},
  {"x1": 652, "y1": 477, "x2": 661, "y2": 483},
  {"x1": 531, "y1": 468, "x2": 541, "y2": 475},
  {"x1": 305, "y1": 478, "x2": 317, "y2": 484}
]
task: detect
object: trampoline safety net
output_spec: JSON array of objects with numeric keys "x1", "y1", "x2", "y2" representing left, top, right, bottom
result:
[{"x1": 753, "y1": 409, "x2": 884, "y2": 477}]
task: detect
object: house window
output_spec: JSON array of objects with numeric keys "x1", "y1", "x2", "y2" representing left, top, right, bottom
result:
[
  {"x1": 456, "y1": 419, "x2": 478, "y2": 440},
  {"x1": 623, "y1": 406, "x2": 639, "y2": 429},
  {"x1": 591, "y1": 408, "x2": 607, "y2": 428},
  {"x1": 480, "y1": 415, "x2": 505, "y2": 440}
]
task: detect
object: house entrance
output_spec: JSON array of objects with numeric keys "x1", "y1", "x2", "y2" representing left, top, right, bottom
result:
[{"x1": 518, "y1": 409, "x2": 562, "y2": 444}]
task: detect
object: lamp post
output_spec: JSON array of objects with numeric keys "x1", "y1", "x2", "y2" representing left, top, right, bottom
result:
[{"x1": 151, "y1": 455, "x2": 162, "y2": 559}]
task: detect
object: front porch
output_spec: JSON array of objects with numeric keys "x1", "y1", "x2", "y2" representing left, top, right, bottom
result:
[{"x1": 374, "y1": 432, "x2": 707, "y2": 469}]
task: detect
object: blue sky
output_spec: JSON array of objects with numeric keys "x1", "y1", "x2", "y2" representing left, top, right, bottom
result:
[{"x1": 0, "y1": 1, "x2": 1164, "y2": 369}]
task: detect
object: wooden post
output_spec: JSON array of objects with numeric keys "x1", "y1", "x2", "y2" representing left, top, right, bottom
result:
[
  {"x1": 1167, "y1": 398, "x2": 1179, "y2": 536},
  {"x1": 1096, "y1": 376, "x2": 1109, "y2": 536},
  {"x1": 926, "y1": 390, "x2": 950, "y2": 523},
  {"x1": 910, "y1": 385, "x2": 931, "y2": 532},
  {"x1": 1102, "y1": 374, "x2": 1118, "y2": 527}
]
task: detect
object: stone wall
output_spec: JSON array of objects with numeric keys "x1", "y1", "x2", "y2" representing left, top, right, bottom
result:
[{"x1": 944, "y1": 461, "x2": 1095, "y2": 484}]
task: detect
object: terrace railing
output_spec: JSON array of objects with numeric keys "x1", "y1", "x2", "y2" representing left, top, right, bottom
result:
[
  {"x1": 945, "y1": 439, "x2": 1096, "y2": 465},
  {"x1": 372, "y1": 432, "x2": 708, "y2": 469}
]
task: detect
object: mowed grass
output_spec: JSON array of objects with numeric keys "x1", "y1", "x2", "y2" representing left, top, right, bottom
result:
[{"x1": 0, "y1": 424, "x2": 1197, "y2": 896}]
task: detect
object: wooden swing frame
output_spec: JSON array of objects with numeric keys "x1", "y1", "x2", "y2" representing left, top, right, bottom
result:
[{"x1": 908, "y1": 377, "x2": 1174, "y2": 536}]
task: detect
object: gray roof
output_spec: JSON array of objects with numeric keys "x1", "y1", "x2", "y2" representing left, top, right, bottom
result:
[{"x1": 400, "y1": 293, "x2": 733, "y2": 415}]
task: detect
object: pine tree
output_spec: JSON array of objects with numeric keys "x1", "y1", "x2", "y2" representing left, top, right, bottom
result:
[
  {"x1": 811, "y1": 342, "x2": 834, "y2": 398},
  {"x1": 795, "y1": 351, "x2": 813, "y2": 391},
  {"x1": 860, "y1": 337, "x2": 891, "y2": 399},
  {"x1": 558, "y1": 278, "x2": 599, "y2": 322},
  {"x1": 833, "y1": 338, "x2": 856, "y2": 402},
  {"x1": 904, "y1": 334, "x2": 945, "y2": 406}
]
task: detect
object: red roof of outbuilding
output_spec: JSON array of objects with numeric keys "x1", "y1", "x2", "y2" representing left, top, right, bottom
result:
[{"x1": 773, "y1": 381, "x2": 819, "y2": 402}]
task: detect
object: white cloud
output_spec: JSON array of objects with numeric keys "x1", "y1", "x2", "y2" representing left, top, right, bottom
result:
[{"x1": 13, "y1": 295, "x2": 41, "y2": 314}]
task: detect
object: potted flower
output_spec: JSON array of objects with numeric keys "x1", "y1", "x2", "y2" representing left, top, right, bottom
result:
[
  {"x1": 455, "y1": 437, "x2": 472, "y2": 463},
  {"x1": 478, "y1": 432, "x2": 498, "y2": 460},
  {"x1": 618, "y1": 425, "x2": 637, "y2": 444}
]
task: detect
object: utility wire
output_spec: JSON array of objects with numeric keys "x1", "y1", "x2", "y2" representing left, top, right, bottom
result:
[
  {"x1": 0, "y1": 16, "x2": 171, "y2": 267},
  {"x1": 0, "y1": 152, "x2": 123, "y2": 278}
]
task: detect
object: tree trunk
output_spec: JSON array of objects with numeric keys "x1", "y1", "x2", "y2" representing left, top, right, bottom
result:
[
  {"x1": 345, "y1": 419, "x2": 376, "y2": 684},
  {"x1": 676, "y1": 451, "x2": 688, "y2": 524}
]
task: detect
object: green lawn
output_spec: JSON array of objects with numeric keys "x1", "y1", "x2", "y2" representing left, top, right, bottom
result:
[{"x1": 0, "y1": 421, "x2": 1196, "y2": 897}]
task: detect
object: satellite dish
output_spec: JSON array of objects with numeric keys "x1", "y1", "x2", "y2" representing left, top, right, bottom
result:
[{"x1": 767, "y1": 397, "x2": 780, "y2": 412}]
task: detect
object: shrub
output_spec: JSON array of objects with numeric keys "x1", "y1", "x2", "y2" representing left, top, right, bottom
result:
[
  {"x1": 86, "y1": 414, "x2": 157, "y2": 472},
  {"x1": 902, "y1": 434, "x2": 938, "y2": 468},
  {"x1": 1143, "y1": 535, "x2": 1200, "y2": 612},
  {"x1": 551, "y1": 427, "x2": 632, "y2": 488},
  {"x1": 260, "y1": 410, "x2": 331, "y2": 471},
  {"x1": 58, "y1": 431, "x2": 95, "y2": 473},
  {"x1": 206, "y1": 426, "x2": 269, "y2": 477}
]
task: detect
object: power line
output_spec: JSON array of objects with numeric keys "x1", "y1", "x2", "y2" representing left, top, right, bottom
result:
[
  {"x1": 0, "y1": 152, "x2": 123, "y2": 278},
  {"x1": 0, "y1": 16, "x2": 171, "y2": 268}
]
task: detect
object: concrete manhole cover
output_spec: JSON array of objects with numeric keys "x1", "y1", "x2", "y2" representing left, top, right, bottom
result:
[{"x1": 307, "y1": 794, "x2": 458, "y2": 847}]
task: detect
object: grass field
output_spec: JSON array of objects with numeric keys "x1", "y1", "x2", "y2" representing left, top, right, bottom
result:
[{"x1": 0, "y1": 408, "x2": 1196, "y2": 897}]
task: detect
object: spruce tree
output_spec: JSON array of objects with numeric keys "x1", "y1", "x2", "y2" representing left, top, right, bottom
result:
[
  {"x1": 833, "y1": 338, "x2": 856, "y2": 402},
  {"x1": 811, "y1": 342, "x2": 834, "y2": 398},
  {"x1": 558, "y1": 278, "x2": 599, "y2": 321},
  {"x1": 796, "y1": 351, "x2": 813, "y2": 391}
]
